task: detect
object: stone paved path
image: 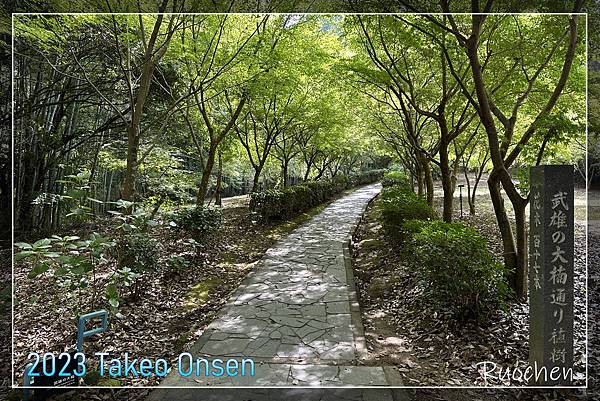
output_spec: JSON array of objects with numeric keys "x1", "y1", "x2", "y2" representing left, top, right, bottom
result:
[
  {"x1": 148, "y1": 184, "x2": 409, "y2": 399},
  {"x1": 148, "y1": 388, "x2": 401, "y2": 401},
  {"x1": 192, "y1": 184, "x2": 381, "y2": 363}
]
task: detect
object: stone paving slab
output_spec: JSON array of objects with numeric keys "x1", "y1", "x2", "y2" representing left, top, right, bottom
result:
[
  {"x1": 156, "y1": 363, "x2": 389, "y2": 387},
  {"x1": 147, "y1": 388, "x2": 400, "y2": 401}
]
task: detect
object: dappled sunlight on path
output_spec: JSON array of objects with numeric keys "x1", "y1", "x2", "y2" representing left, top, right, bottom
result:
[{"x1": 148, "y1": 184, "x2": 412, "y2": 395}]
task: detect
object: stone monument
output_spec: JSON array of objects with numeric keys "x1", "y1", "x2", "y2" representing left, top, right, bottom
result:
[{"x1": 529, "y1": 165, "x2": 574, "y2": 385}]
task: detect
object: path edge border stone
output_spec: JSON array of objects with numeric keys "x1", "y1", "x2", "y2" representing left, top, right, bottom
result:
[{"x1": 343, "y1": 187, "x2": 381, "y2": 361}]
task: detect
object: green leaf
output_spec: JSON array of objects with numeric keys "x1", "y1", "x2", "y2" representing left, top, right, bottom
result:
[
  {"x1": 28, "y1": 263, "x2": 49, "y2": 278},
  {"x1": 87, "y1": 197, "x2": 104, "y2": 204},
  {"x1": 76, "y1": 240, "x2": 91, "y2": 248},
  {"x1": 15, "y1": 242, "x2": 32, "y2": 249},
  {"x1": 71, "y1": 266, "x2": 85, "y2": 275},
  {"x1": 108, "y1": 298, "x2": 119, "y2": 308},
  {"x1": 15, "y1": 251, "x2": 36, "y2": 261},
  {"x1": 32, "y1": 238, "x2": 52, "y2": 249},
  {"x1": 58, "y1": 255, "x2": 73, "y2": 265},
  {"x1": 82, "y1": 262, "x2": 94, "y2": 273},
  {"x1": 54, "y1": 267, "x2": 69, "y2": 277},
  {"x1": 114, "y1": 199, "x2": 134, "y2": 210},
  {"x1": 106, "y1": 284, "x2": 118, "y2": 299}
]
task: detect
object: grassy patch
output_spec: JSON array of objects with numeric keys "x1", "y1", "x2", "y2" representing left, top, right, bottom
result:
[{"x1": 184, "y1": 277, "x2": 223, "y2": 311}]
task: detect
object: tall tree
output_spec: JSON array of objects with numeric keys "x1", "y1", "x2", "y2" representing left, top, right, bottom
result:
[
  {"x1": 118, "y1": 9, "x2": 184, "y2": 202},
  {"x1": 175, "y1": 15, "x2": 271, "y2": 205},
  {"x1": 433, "y1": 6, "x2": 584, "y2": 298},
  {"x1": 356, "y1": 15, "x2": 478, "y2": 221},
  {"x1": 235, "y1": 94, "x2": 296, "y2": 191}
]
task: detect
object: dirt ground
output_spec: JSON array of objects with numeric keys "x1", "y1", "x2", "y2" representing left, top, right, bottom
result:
[{"x1": 8, "y1": 190, "x2": 342, "y2": 399}]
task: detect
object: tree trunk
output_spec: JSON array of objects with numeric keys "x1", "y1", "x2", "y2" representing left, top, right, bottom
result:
[
  {"x1": 460, "y1": 12, "x2": 578, "y2": 301},
  {"x1": 421, "y1": 155, "x2": 434, "y2": 206},
  {"x1": 303, "y1": 163, "x2": 312, "y2": 182},
  {"x1": 282, "y1": 160, "x2": 289, "y2": 188},
  {"x1": 462, "y1": 159, "x2": 475, "y2": 216},
  {"x1": 105, "y1": 170, "x2": 115, "y2": 209},
  {"x1": 120, "y1": 13, "x2": 174, "y2": 204},
  {"x1": 469, "y1": 160, "x2": 487, "y2": 216},
  {"x1": 215, "y1": 151, "x2": 223, "y2": 206},
  {"x1": 467, "y1": 180, "x2": 476, "y2": 216},
  {"x1": 513, "y1": 201, "x2": 528, "y2": 299},
  {"x1": 122, "y1": 124, "x2": 139, "y2": 202},
  {"x1": 439, "y1": 140, "x2": 453, "y2": 222},
  {"x1": 252, "y1": 168, "x2": 262, "y2": 193},
  {"x1": 18, "y1": 152, "x2": 43, "y2": 233},
  {"x1": 488, "y1": 176, "x2": 522, "y2": 298},
  {"x1": 464, "y1": 169, "x2": 476, "y2": 216},
  {"x1": 451, "y1": 159, "x2": 460, "y2": 195},
  {"x1": 416, "y1": 161, "x2": 424, "y2": 197},
  {"x1": 18, "y1": 180, "x2": 35, "y2": 234},
  {"x1": 251, "y1": 158, "x2": 267, "y2": 192},
  {"x1": 469, "y1": 199, "x2": 476, "y2": 215},
  {"x1": 150, "y1": 196, "x2": 165, "y2": 218},
  {"x1": 197, "y1": 143, "x2": 217, "y2": 206}
]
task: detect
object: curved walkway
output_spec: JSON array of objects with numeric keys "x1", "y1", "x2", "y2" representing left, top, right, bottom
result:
[{"x1": 149, "y1": 184, "x2": 408, "y2": 399}]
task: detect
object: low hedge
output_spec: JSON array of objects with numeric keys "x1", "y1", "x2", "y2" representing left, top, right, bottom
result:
[
  {"x1": 379, "y1": 185, "x2": 436, "y2": 236},
  {"x1": 402, "y1": 219, "x2": 511, "y2": 321},
  {"x1": 377, "y1": 177, "x2": 508, "y2": 321},
  {"x1": 348, "y1": 169, "x2": 385, "y2": 187},
  {"x1": 250, "y1": 170, "x2": 383, "y2": 219},
  {"x1": 381, "y1": 171, "x2": 412, "y2": 191}
]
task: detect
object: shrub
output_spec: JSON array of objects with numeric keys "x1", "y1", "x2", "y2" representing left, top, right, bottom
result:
[
  {"x1": 399, "y1": 218, "x2": 428, "y2": 238},
  {"x1": 16, "y1": 234, "x2": 114, "y2": 312},
  {"x1": 348, "y1": 169, "x2": 385, "y2": 187},
  {"x1": 287, "y1": 184, "x2": 313, "y2": 212},
  {"x1": 173, "y1": 206, "x2": 222, "y2": 243},
  {"x1": 382, "y1": 171, "x2": 412, "y2": 191},
  {"x1": 406, "y1": 220, "x2": 511, "y2": 320},
  {"x1": 331, "y1": 175, "x2": 349, "y2": 192},
  {"x1": 250, "y1": 184, "x2": 322, "y2": 219},
  {"x1": 112, "y1": 233, "x2": 158, "y2": 273},
  {"x1": 250, "y1": 170, "x2": 384, "y2": 220},
  {"x1": 57, "y1": 170, "x2": 96, "y2": 225},
  {"x1": 380, "y1": 186, "x2": 436, "y2": 236},
  {"x1": 107, "y1": 233, "x2": 157, "y2": 305},
  {"x1": 166, "y1": 255, "x2": 190, "y2": 273},
  {"x1": 109, "y1": 200, "x2": 158, "y2": 233},
  {"x1": 249, "y1": 189, "x2": 286, "y2": 219},
  {"x1": 303, "y1": 180, "x2": 342, "y2": 204}
]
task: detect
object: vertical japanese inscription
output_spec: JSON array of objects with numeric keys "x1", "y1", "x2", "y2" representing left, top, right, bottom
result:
[{"x1": 529, "y1": 166, "x2": 574, "y2": 385}]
